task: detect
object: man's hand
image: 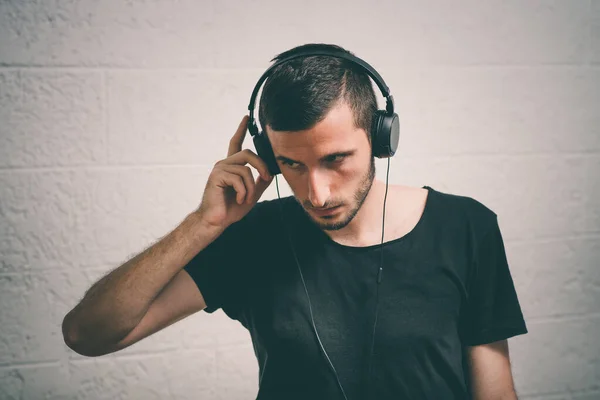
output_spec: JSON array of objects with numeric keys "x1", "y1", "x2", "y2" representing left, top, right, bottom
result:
[{"x1": 195, "y1": 115, "x2": 273, "y2": 230}]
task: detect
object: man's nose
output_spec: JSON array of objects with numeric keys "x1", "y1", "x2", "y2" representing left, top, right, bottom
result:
[{"x1": 307, "y1": 169, "x2": 330, "y2": 208}]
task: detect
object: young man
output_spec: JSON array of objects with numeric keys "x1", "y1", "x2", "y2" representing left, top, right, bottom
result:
[{"x1": 62, "y1": 44, "x2": 528, "y2": 400}]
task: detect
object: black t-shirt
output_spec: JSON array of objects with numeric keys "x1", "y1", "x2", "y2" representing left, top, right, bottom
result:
[{"x1": 183, "y1": 185, "x2": 528, "y2": 400}]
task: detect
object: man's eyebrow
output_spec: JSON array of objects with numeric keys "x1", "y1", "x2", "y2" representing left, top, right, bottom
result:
[
  {"x1": 320, "y1": 150, "x2": 355, "y2": 161},
  {"x1": 275, "y1": 150, "x2": 355, "y2": 164},
  {"x1": 275, "y1": 154, "x2": 298, "y2": 163}
]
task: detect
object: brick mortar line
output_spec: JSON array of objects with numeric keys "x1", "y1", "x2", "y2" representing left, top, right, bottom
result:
[
  {"x1": 103, "y1": 70, "x2": 109, "y2": 165},
  {"x1": 0, "y1": 66, "x2": 268, "y2": 73},
  {"x1": 68, "y1": 348, "x2": 184, "y2": 365},
  {"x1": 3, "y1": 227, "x2": 600, "y2": 278},
  {"x1": 0, "y1": 65, "x2": 600, "y2": 72},
  {"x1": 521, "y1": 387, "x2": 600, "y2": 399},
  {"x1": 504, "y1": 232, "x2": 600, "y2": 244},
  {"x1": 0, "y1": 360, "x2": 60, "y2": 370},
  {"x1": 1, "y1": 152, "x2": 600, "y2": 173},
  {"x1": 527, "y1": 311, "x2": 600, "y2": 325}
]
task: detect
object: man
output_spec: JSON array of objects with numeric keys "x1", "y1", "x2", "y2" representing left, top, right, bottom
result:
[{"x1": 62, "y1": 43, "x2": 528, "y2": 400}]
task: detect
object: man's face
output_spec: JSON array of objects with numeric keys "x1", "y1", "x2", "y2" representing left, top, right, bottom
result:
[{"x1": 266, "y1": 100, "x2": 375, "y2": 231}]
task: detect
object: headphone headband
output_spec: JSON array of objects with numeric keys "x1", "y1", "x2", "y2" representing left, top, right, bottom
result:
[{"x1": 247, "y1": 48, "x2": 395, "y2": 136}]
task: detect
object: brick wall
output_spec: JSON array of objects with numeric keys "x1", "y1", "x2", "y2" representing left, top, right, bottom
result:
[{"x1": 0, "y1": 1, "x2": 599, "y2": 399}]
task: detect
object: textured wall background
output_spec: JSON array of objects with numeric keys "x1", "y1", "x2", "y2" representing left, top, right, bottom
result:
[{"x1": 1, "y1": 0, "x2": 599, "y2": 399}]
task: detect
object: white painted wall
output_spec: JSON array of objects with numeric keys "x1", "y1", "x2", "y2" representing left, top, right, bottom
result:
[{"x1": 1, "y1": 1, "x2": 599, "y2": 399}]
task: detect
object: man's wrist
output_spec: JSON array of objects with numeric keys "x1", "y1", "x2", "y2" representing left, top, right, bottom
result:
[{"x1": 186, "y1": 210, "x2": 226, "y2": 242}]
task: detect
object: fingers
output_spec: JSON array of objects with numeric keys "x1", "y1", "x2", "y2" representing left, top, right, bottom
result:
[
  {"x1": 219, "y1": 164, "x2": 257, "y2": 204},
  {"x1": 222, "y1": 148, "x2": 271, "y2": 181},
  {"x1": 218, "y1": 115, "x2": 273, "y2": 205},
  {"x1": 214, "y1": 165, "x2": 272, "y2": 205},
  {"x1": 228, "y1": 115, "x2": 250, "y2": 157},
  {"x1": 215, "y1": 169, "x2": 247, "y2": 205}
]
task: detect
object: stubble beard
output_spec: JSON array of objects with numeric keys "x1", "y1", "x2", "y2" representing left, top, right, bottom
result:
[{"x1": 300, "y1": 156, "x2": 376, "y2": 231}]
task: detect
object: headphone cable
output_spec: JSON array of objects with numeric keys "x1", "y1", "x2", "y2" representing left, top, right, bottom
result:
[
  {"x1": 365, "y1": 155, "x2": 390, "y2": 399},
  {"x1": 274, "y1": 156, "x2": 390, "y2": 400}
]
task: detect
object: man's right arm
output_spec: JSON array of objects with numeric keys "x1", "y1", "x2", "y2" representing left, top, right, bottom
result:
[
  {"x1": 62, "y1": 115, "x2": 274, "y2": 357},
  {"x1": 61, "y1": 211, "x2": 224, "y2": 357}
]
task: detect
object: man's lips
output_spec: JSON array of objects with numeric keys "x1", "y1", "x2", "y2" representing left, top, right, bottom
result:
[{"x1": 310, "y1": 205, "x2": 342, "y2": 216}]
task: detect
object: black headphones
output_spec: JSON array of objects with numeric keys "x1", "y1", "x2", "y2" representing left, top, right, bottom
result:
[
  {"x1": 247, "y1": 48, "x2": 400, "y2": 176},
  {"x1": 250, "y1": 48, "x2": 397, "y2": 399}
]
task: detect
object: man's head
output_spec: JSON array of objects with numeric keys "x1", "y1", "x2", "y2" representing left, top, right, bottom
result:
[{"x1": 258, "y1": 43, "x2": 378, "y2": 231}]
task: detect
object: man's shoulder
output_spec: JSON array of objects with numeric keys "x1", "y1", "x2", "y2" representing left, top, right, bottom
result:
[
  {"x1": 425, "y1": 186, "x2": 498, "y2": 233},
  {"x1": 431, "y1": 187, "x2": 496, "y2": 216}
]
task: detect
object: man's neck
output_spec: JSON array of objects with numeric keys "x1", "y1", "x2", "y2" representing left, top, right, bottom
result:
[{"x1": 323, "y1": 179, "x2": 394, "y2": 246}]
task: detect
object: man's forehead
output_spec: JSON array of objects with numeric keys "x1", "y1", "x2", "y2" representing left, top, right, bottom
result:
[
  {"x1": 266, "y1": 125, "x2": 361, "y2": 159},
  {"x1": 267, "y1": 102, "x2": 365, "y2": 155}
]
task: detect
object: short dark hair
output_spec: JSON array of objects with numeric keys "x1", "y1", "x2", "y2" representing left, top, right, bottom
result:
[{"x1": 258, "y1": 43, "x2": 377, "y2": 144}]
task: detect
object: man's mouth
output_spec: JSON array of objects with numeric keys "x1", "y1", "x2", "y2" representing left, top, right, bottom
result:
[{"x1": 310, "y1": 205, "x2": 342, "y2": 216}]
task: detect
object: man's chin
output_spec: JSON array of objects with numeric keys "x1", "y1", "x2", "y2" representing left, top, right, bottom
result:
[
  {"x1": 319, "y1": 222, "x2": 348, "y2": 231},
  {"x1": 309, "y1": 211, "x2": 352, "y2": 231}
]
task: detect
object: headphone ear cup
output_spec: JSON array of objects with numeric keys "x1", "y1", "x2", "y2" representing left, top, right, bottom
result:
[
  {"x1": 370, "y1": 111, "x2": 385, "y2": 158},
  {"x1": 253, "y1": 131, "x2": 281, "y2": 176},
  {"x1": 371, "y1": 110, "x2": 399, "y2": 158}
]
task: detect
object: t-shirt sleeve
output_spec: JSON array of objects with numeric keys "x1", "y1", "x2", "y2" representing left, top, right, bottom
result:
[
  {"x1": 460, "y1": 215, "x2": 528, "y2": 346},
  {"x1": 183, "y1": 204, "x2": 263, "y2": 321}
]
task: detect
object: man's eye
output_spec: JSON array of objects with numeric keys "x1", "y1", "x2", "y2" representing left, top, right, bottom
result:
[
  {"x1": 327, "y1": 155, "x2": 345, "y2": 163},
  {"x1": 282, "y1": 160, "x2": 300, "y2": 169}
]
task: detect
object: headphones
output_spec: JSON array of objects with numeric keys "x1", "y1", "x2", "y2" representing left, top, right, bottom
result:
[
  {"x1": 249, "y1": 48, "x2": 397, "y2": 400},
  {"x1": 247, "y1": 48, "x2": 400, "y2": 176}
]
